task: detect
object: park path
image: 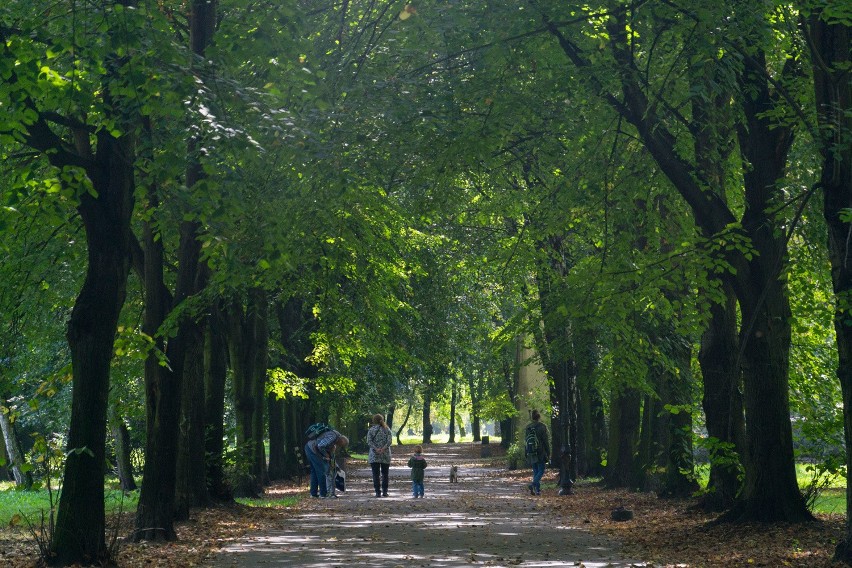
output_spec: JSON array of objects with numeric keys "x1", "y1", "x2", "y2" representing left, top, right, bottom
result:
[{"x1": 204, "y1": 443, "x2": 647, "y2": 568}]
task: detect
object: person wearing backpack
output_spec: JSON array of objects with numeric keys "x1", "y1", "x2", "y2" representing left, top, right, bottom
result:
[
  {"x1": 305, "y1": 424, "x2": 347, "y2": 498},
  {"x1": 524, "y1": 410, "x2": 550, "y2": 496}
]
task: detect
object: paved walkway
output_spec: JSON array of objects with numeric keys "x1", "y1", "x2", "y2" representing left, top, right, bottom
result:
[{"x1": 205, "y1": 445, "x2": 646, "y2": 567}]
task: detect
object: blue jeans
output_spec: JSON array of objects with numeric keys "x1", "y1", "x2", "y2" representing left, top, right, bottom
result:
[
  {"x1": 412, "y1": 481, "x2": 424, "y2": 497},
  {"x1": 305, "y1": 443, "x2": 328, "y2": 497},
  {"x1": 531, "y1": 461, "x2": 545, "y2": 493}
]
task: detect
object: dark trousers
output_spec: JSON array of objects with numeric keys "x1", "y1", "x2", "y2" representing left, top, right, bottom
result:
[{"x1": 371, "y1": 462, "x2": 389, "y2": 495}]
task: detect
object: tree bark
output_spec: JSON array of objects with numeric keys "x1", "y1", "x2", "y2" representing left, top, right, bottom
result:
[
  {"x1": 605, "y1": 386, "x2": 641, "y2": 488},
  {"x1": 0, "y1": 422, "x2": 10, "y2": 482},
  {"x1": 174, "y1": 318, "x2": 209, "y2": 518},
  {"x1": 205, "y1": 303, "x2": 230, "y2": 501},
  {"x1": 448, "y1": 382, "x2": 457, "y2": 443},
  {"x1": 422, "y1": 388, "x2": 433, "y2": 444},
  {"x1": 267, "y1": 394, "x2": 286, "y2": 480},
  {"x1": 0, "y1": 405, "x2": 33, "y2": 488},
  {"x1": 227, "y1": 291, "x2": 265, "y2": 498},
  {"x1": 110, "y1": 416, "x2": 136, "y2": 492},
  {"x1": 51, "y1": 129, "x2": 135, "y2": 563},
  {"x1": 252, "y1": 289, "x2": 269, "y2": 487},
  {"x1": 133, "y1": 186, "x2": 181, "y2": 543},
  {"x1": 699, "y1": 286, "x2": 745, "y2": 511},
  {"x1": 799, "y1": 8, "x2": 852, "y2": 559},
  {"x1": 468, "y1": 372, "x2": 482, "y2": 442}
]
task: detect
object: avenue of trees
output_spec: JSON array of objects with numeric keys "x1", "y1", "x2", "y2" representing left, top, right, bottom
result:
[{"x1": 0, "y1": 0, "x2": 849, "y2": 565}]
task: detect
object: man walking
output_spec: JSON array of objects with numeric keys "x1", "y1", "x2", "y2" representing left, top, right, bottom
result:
[{"x1": 524, "y1": 410, "x2": 550, "y2": 496}]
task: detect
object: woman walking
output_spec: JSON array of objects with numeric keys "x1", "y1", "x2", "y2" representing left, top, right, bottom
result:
[{"x1": 367, "y1": 414, "x2": 392, "y2": 497}]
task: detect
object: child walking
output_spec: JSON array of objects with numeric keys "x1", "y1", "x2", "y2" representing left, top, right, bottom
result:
[{"x1": 407, "y1": 445, "x2": 427, "y2": 498}]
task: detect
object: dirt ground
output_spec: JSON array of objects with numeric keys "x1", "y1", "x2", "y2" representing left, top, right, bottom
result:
[
  {"x1": 204, "y1": 443, "x2": 646, "y2": 567},
  {"x1": 1, "y1": 442, "x2": 845, "y2": 566}
]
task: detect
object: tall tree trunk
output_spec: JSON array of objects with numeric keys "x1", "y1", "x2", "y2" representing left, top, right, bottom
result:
[
  {"x1": 422, "y1": 388, "x2": 433, "y2": 444},
  {"x1": 699, "y1": 286, "x2": 745, "y2": 511},
  {"x1": 274, "y1": 296, "x2": 319, "y2": 478},
  {"x1": 499, "y1": 349, "x2": 518, "y2": 449},
  {"x1": 110, "y1": 415, "x2": 136, "y2": 492},
  {"x1": 720, "y1": 54, "x2": 809, "y2": 522},
  {"x1": 133, "y1": 186, "x2": 181, "y2": 543},
  {"x1": 252, "y1": 289, "x2": 269, "y2": 487},
  {"x1": 660, "y1": 337, "x2": 699, "y2": 498},
  {"x1": 174, "y1": 318, "x2": 209, "y2": 519},
  {"x1": 692, "y1": 63, "x2": 745, "y2": 511},
  {"x1": 448, "y1": 381, "x2": 457, "y2": 443},
  {"x1": 205, "y1": 304, "x2": 230, "y2": 501},
  {"x1": 50, "y1": 127, "x2": 135, "y2": 564},
  {"x1": 385, "y1": 405, "x2": 395, "y2": 431},
  {"x1": 227, "y1": 291, "x2": 264, "y2": 498},
  {"x1": 801, "y1": 8, "x2": 852, "y2": 559},
  {"x1": 605, "y1": 386, "x2": 641, "y2": 488},
  {"x1": 468, "y1": 372, "x2": 482, "y2": 442},
  {"x1": 267, "y1": 394, "x2": 286, "y2": 481},
  {"x1": 576, "y1": 329, "x2": 605, "y2": 477},
  {"x1": 173, "y1": 0, "x2": 216, "y2": 520}
]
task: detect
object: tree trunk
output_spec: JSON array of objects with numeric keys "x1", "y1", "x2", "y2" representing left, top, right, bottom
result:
[
  {"x1": 692, "y1": 66, "x2": 745, "y2": 511},
  {"x1": 252, "y1": 289, "x2": 269, "y2": 487},
  {"x1": 395, "y1": 403, "x2": 412, "y2": 446},
  {"x1": 204, "y1": 304, "x2": 230, "y2": 501},
  {"x1": 717, "y1": 55, "x2": 810, "y2": 522},
  {"x1": 801, "y1": 9, "x2": 852, "y2": 559},
  {"x1": 422, "y1": 388, "x2": 433, "y2": 444},
  {"x1": 699, "y1": 286, "x2": 745, "y2": 511},
  {"x1": 50, "y1": 128, "x2": 135, "y2": 565},
  {"x1": 469, "y1": 372, "x2": 482, "y2": 442},
  {"x1": 576, "y1": 329, "x2": 605, "y2": 477},
  {"x1": 0, "y1": 406, "x2": 33, "y2": 488},
  {"x1": 111, "y1": 417, "x2": 136, "y2": 492},
  {"x1": 660, "y1": 337, "x2": 699, "y2": 498},
  {"x1": 605, "y1": 386, "x2": 641, "y2": 488},
  {"x1": 174, "y1": 318, "x2": 209, "y2": 519},
  {"x1": 385, "y1": 405, "x2": 395, "y2": 431},
  {"x1": 173, "y1": 0, "x2": 216, "y2": 520},
  {"x1": 499, "y1": 352, "x2": 518, "y2": 449},
  {"x1": 267, "y1": 394, "x2": 286, "y2": 480},
  {"x1": 227, "y1": 292, "x2": 264, "y2": 498},
  {"x1": 448, "y1": 382, "x2": 457, "y2": 443},
  {"x1": 274, "y1": 296, "x2": 319, "y2": 478},
  {"x1": 0, "y1": 423, "x2": 10, "y2": 482},
  {"x1": 133, "y1": 189, "x2": 181, "y2": 543}
]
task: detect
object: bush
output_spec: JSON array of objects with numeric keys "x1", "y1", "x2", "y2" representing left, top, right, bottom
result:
[{"x1": 506, "y1": 443, "x2": 524, "y2": 470}]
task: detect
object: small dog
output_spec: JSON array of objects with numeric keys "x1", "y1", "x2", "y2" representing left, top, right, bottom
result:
[{"x1": 449, "y1": 465, "x2": 459, "y2": 483}]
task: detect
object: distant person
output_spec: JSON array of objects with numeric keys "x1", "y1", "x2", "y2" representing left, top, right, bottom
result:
[
  {"x1": 524, "y1": 410, "x2": 550, "y2": 496},
  {"x1": 367, "y1": 414, "x2": 393, "y2": 497},
  {"x1": 305, "y1": 426, "x2": 347, "y2": 498},
  {"x1": 407, "y1": 445, "x2": 427, "y2": 498}
]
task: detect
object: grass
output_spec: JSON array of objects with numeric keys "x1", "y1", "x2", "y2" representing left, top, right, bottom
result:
[
  {"x1": 0, "y1": 482, "x2": 138, "y2": 528},
  {"x1": 235, "y1": 496, "x2": 299, "y2": 508}
]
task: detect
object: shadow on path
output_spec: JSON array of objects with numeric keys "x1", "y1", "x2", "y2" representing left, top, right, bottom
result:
[{"x1": 205, "y1": 444, "x2": 647, "y2": 567}]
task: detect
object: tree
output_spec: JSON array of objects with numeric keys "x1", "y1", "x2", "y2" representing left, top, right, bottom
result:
[{"x1": 797, "y1": 1, "x2": 852, "y2": 558}]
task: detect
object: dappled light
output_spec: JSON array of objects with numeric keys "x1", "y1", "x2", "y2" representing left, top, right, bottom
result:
[{"x1": 205, "y1": 444, "x2": 645, "y2": 567}]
